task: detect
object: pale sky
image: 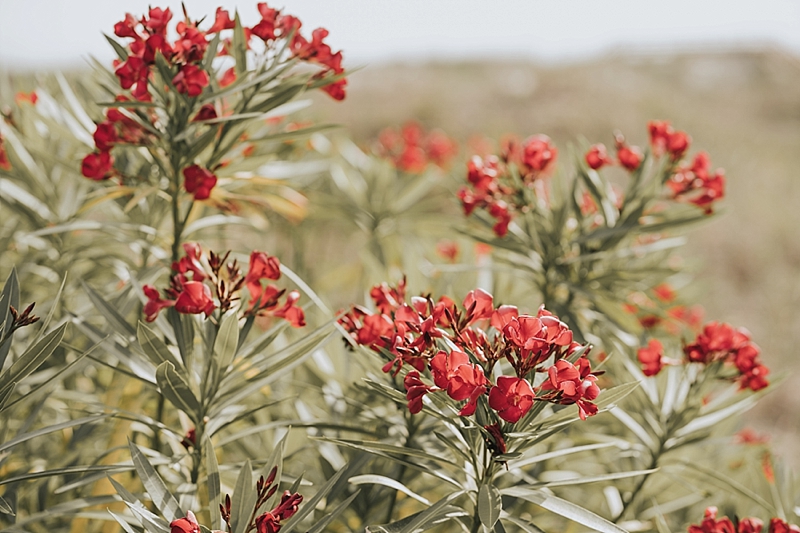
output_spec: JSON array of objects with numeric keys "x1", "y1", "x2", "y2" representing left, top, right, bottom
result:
[{"x1": 1, "y1": 0, "x2": 800, "y2": 69}]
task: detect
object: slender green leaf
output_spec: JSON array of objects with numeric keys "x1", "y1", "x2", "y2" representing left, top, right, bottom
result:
[
  {"x1": 305, "y1": 491, "x2": 360, "y2": 533},
  {"x1": 281, "y1": 464, "x2": 357, "y2": 533},
  {"x1": 83, "y1": 282, "x2": 137, "y2": 339},
  {"x1": 214, "y1": 313, "x2": 239, "y2": 369},
  {"x1": 0, "y1": 322, "x2": 67, "y2": 399},
  {"x1": 0, "y1": 414, "x2": 105, "y2": 454},
  {"x1": 0, "y1": 494, "x2": 14, "y2": 515},
  {"x1": 138, "y1": 322, "x2": 183, "y2": 369},
  {"x1": 501, "y1": 487, "x2": 628, "y2": 533},
  {"x1": 479, "y1": 484, "x2": 502, "y2": 531},
  {"x1": 205, "y1": 436, "x2": 222, "y2": 531},
  {"x1": 155, "y1": 361, "x2": 200, "y2": 420},
  {"x1": 231, "y1": 460, "x2": 257, "y2": 533},
  {"x1": 349, "y1": 475, "x2": 430, "y2": 505},
  {"x1": 128, "y1": 440, "x2": 183, "y2": 522}
]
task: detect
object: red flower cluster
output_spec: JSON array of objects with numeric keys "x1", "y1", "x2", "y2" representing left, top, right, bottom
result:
[
  {"x1": 143, "y1": 243, "x2": 304, "y2": 327},
  {"x1": 0, "y1": 135, "x2": 11, "y2": 172},
  {"x1": 688, "y1": 507, "x2": 799, "y2": 533},
  {"x1": 458, "y1": 135, "x2": 557, "y2": 236},
  {"x1": 648, "y1": 120, "x2": 691, "y2": 160},
  {"x1": 81, "y1": 97, "x2": 151, "y2": 180},
  {"x1": 638, "y1": 321, "x2": 769, "y2": 392},
  {"x1": 217, "y1": 468, "x2": 303, "y2": 533},
  {"x1": 668, "y1": 152, "x2": 725, "y2": 214},
  {"x1": 339, "y1": 280, "x2": 602, "y2": 424},
  {"x1": 109, "y1": 4, "x2": 346, "y2": 102},
  {"x1": 376, "y1": 122, "x2": 458, "y2": 173},
  {"x1": 685, "y1": 321, "x2": 769, "y2": 391}
]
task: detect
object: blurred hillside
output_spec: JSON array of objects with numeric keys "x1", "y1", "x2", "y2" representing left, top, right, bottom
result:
[{"x1": 310, "y1": 48, "x2": 800, "y2": 461}]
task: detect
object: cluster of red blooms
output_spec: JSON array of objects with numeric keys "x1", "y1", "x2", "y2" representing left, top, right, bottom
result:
[
  {"x1": 170, "y1": 469, "x2": 303, "y2": 533},
  {"x1": 457, "y1": 134, "x2": 558, "y2": 236},
  {"x1": 637, "y1": 321, "x2": 769, "y2": 391},
  {"x1": 375, "y1": 122, "x2": 459, "y2": 173},
  {"x1": 143, "y1": 243, "x2": 304, "y2": 327},
  {"x1": 217, "y1": 467, "x2": 302, "y2": 533},
  {"x1": 667, "y1": 151, "x2": 726, "y2": 214},
  {"x1": 687, "y1": 507, "x2": 799, "y2": 533},
  {"x1": 584, "y1": 120, "x2": 724, "y2": 214},
  {"x1": 339, "y1": 279, "x2": 602, "y2": 427},
  {"x1": 622, "y1": 283, "x2": 704, "y2": 335},
  {"x1": 82, "y1": 4, "x2": 346, "y2": 182}
]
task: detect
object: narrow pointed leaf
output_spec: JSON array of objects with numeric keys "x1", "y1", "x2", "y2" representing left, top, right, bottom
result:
[
  {"x1": 138, "y1": 322, "x2": 183, "y2": 369},
  {"x1": 214, "y1": 313, "x2": 239, "y2": 369},
  {"x1": 501, "y1": 487, "x2": 628, "y2": 533},
  {"x1": 349, "y1": 475, "x2": 430, "y2": 505},
  {"x1": 155, "y1": 361, "x2": 200, "y2": 419},
  {"x1": 0, "y1": 322, "x2": 67, "y2": 399},
  {"x1": 479, "y1": 484, "x2": 502, "y2": 531},
  {"x1": 231, "y1": 460, "x2": 257, "y2": 533},
  {"x1": 128, "y1": 440, "x2": 183, "y2": 522}
]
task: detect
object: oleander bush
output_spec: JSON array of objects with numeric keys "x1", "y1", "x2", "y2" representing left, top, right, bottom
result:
[{"x1": 0, "y1": 4, "x2": 797, "y2": 533}]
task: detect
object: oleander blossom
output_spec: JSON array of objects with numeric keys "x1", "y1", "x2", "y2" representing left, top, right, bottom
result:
[
  {"x1": 687, "y1": 507, "x2": 800, "y2": 533},
  {"x1": 339, "y1": 279, "x2": 602, "y2": 434},
  {"x1": 376, "y1": 122, "x2": 458, "y2": 173},
  {"x1": 142, "y1": 243, "x2": 304, "y2": 327}
]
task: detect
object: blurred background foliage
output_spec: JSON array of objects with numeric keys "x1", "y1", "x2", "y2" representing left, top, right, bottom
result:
[{"x1": 1, "y1": 45, "x2": 799, "y2": 532}]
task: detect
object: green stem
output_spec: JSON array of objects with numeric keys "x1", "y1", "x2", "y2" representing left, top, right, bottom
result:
[
  {"x1": 614, "y1": 447, "x2": 661, "y2": 523},
  {"x1": 383, "y1": 411, "x2": 418, "y2": 523}
]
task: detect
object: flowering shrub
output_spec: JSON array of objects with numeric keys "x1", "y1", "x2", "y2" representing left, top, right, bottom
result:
[{"x1": 0, "y1": 4, "x2": 796, "y2": 533}]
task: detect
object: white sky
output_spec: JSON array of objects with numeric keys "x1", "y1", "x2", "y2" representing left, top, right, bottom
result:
[{"x1": 1, "y1": 0, "x2": 800, "y2": 69}]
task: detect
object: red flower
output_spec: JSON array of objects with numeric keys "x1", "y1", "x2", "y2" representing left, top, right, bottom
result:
[
  {"x1": 488, "y1": 376, "x2": 534, "y2": 423},
  {"x1": 114, "y1": 56, "x2": 147, "y2": 90},
  {"x1": 114, "y1": 13, "x2": 140, "y2": 39},
  {"x1": 172, "y1": 64, "x2": 210, "y2": 97},
  {"x1": 520, "y1": 134, "x2": 557, "y2": 175},
  {"x1": 436, "y1": 240, "x2": 459, "y2": 263},
  {"x1": 183, "y1": 164, "x2": 217, "y2": 200},
  {"x1": 14, "y1": 91, "x2": 38, "y2": 105},
  {"x1": 462, "y1": 288, "x2": 494, "y2": 323},
  {"x1": 637, "y1": 338, "x2": 664, "y2": 377},
  {"x1": 688, "y1": 507, "x2": 735, "y2": 533},
  {"x1": 541, "y1": 357, "x2": 600, "y2": 420},
  {"x1": 174, "y1": 281, "x2": 216, "y2": 316},
  {"x1": 256, "y1": 513, "x2": 281, "y2": 533},
  {"x1": 172, "y1": 242, "x2": 207, "y2": 281},
  {"x1": 585, "y1": 143, "x2": 613, "y2": 170},
  {"x1": 0, "y1": 136, "x2": 11, "y2": 171},
  {"x1": 143, "y1": 285, "x2": 175, "y2": 322},
  {"x1": 81, "y1": 151, "x2": 114, "y2": 180},
  {"x1": 739, "y1": 364, "x2": 769, "y2": 392},
  {"x1": 737, "y1": 518, "x2": 764, "y2": 533},
  {"x1": 370, "y1": 279, "x2": 406, "y2": 315},
  {"x1": 245, "y1": 251, "x2": 281, "y2": 301},
  {"x1": 174, "y1": 21, "x2": 208, "y2": 63},
  {"x1": 769, "y1": 518, "x2": 800, "y2": 533},
  {"x1": 430, "y1": 350, "x2": 487, "y2": 416},
  {"x1": 170, "y1": 511, "x2": 199, "y2": 533},
  {"x1": 220, "y1": 66, "x2": 237, "y2": 88},
  {"x1": 404, "y1": 371, "x2": 432, "y2": 414},
  {"x1": 142, "y1": 33, "x2": 173, "y2": 64},
  {"x1": 272, "y1": 290, "x2": 306, "y2": 328},
  {"x1": 617, "y1": 143, "x2": 642, "y2": 171},
  {"x1": 93, "y1": 122, "x2": 118, "y2": 152},
  {"x1": 252, "y1": 3, "x2": 280, "y2": 41},
  {"x1": 653, "y1": 283, "x2": 676, "y2": 303},
  {"x1": 357, "y1": 313, "x2": 393, "y2": 348},
  {"x1": 142, "y1": 7, "x2": 172, "y2": 35},
  {"x1": 490, "y1": 305, "x2": 518, "y2": 330},
  {"x1": 208, "y1": 7, "x2": 235, "y2": 33},
  {"x1": 193, "y1": 104, "x2": 218, "y2": 122}
]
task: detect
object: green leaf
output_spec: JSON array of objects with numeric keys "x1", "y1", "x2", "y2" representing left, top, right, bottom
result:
[
  {"x1": 0, "y1": 494, "x2": 14, "y2": 515},
  {"x1": 0, "y1": 267, "x2": 20, "y2": 368},
  {"x1": 0, "y1": 414, "x2": 105, "y2": 454},
  {"x1": 138, "y1": 321, "x2": 183, "y2": 369},
  {"x1": 109, "y1": 510, "x2": 140, "y2": 533},
  {"x1": 232, "y1": 13, "x2": 247, "y2": 76},
  {"x1": 205, "y1": 436, "x2": 222, "y2": 531},
  {"x1": 214, "y1": 313, "x2": 239, "y2": 369},
  {"x1": 501, "y1": 487, "x2": 628, "y2": 533},
  {"x1": 305, "y1": 491, "x2": 360, "y2": 533},
  {"x1": 397, "y1": 491, "x2": 467, "y2": 533},
  {"x1": 0, "y1": 322, "x2": 67, "y2": 399},
  {"x1": 478, "y1": 484, "x2": 502, "y2": 531},
  {"x1": 231, "y1": 460, "x2": 257, "y2": 533},
  {"x1": 203, "y1": 30, "x2": 222, "y2": 72},
  {"x1": 281, "y1": 464, "x2": 358, "y2": 533},
  {"x1": 155, "y1": 361, "x2": 201, "y2": 420},
  {"x1": 349, "y1": 475, "x2": 430, "y2": 505},
  {"x1": 168, "y1": 308, "x2": 195, "y2": 369},
  {"x1": 104, "y1": 33, "x2": 129, "y2": 61},
  {"x1": 128, "y1": 440, "x2": 183, "y2": 522},
  {"x1": 83, "y1": 282, "x2": 137, "y2": 340},
  {"x1": 109, "y1": 476, "x2": 171, "y2": 533},
  {"x1": 261, "y1": 431, "x2": 288, "y2": 511}
]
